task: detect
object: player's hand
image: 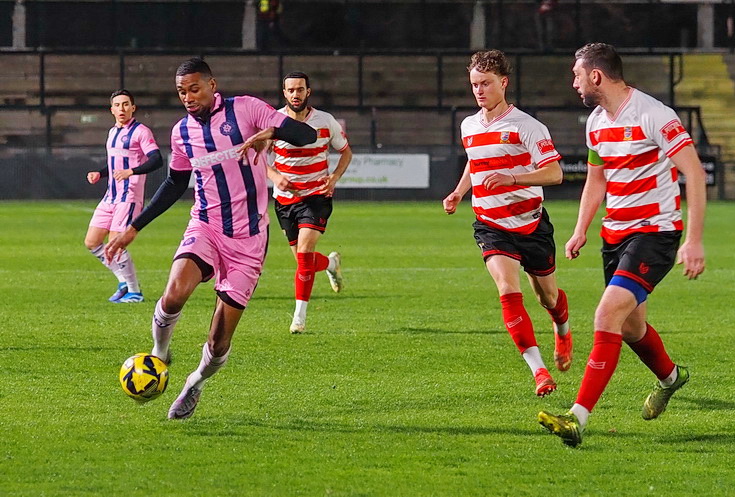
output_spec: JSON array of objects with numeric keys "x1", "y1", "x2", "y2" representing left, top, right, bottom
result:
[
  {"x1": 442, "y1": 192, "x2": 462, "y2": 215},
  {"x1": 113, "y1": 169, "x2": 134, "y2": 181},
  {"x1": 565, "y1": 233, "x2": 587, "y2": 260},
  {"x1": 676, "y1": 240, "x2": 705, "y2": 279},
  {"x1": 319, "y1": 174, "x2": 338, "y2": 197},
  {"x1": 482, "y1": 172, "x2": 516, "y2": 190},
  {"x1": 273, "y1": 172, "x2": 297, "y2": 193},
  {"x1": 105, "y1": 226, "x2": 138, "y2": 263},
  {"x1": 87, "y1": 172, "x2": 101, "y2": 184},
  {"x1": 238, "y1": 127, "x2": 275, "y2": 164}
]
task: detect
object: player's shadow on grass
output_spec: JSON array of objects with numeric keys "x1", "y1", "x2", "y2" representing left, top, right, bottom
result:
[
  {"x1": 394, "y1": 326, "x2": 506, "y2": 335},
  {"x1": 677, "y1": 395, "x2": 735, "y2": 411}
]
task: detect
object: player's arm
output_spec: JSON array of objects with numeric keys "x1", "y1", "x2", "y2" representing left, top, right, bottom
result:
[
  {"x1": 238, "y1": 117, "x2": 317, "y2": 162},
  {"x1": 443, "y1": 161, "x2": 472, "y2": 215},
  {"x1": 105, "y1": 169, "x2": 191, "y2": 262},
  {"x1": 87, "y1": 164, "x2": 109, "y2": 184},
  {"x1": 266, "y1": 162, "x2": 296, "y2": 191},
  {"x1": 483, "y1": 160, "x2": 563, "y2": 189},
  {"x1": 112, "y1": 150, "x2": 164, "y2": 181},
  {"x1": 565, "y1": 149, "x2": 607, "y2": 260},
  {"x1": 321, "y1": 145, "x2": 352, "y2": 196},
  {"x1": 670, "y1": 144, "x2": 706, "y2": 279}
]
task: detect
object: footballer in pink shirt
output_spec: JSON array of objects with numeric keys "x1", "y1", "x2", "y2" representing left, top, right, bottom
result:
[
  {"x1": 106, "y1": 58, "x2": 316, "y2": 420},
  {"x1": 84, "y1": 89, "x2": 163, "y2": 303}
]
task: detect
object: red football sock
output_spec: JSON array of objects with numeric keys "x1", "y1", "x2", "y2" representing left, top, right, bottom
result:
[
  {"x1": 314, "y1": 252, "x2": 329, "y2": 272},
  {"x1": 627, "y1": 323, "x2": 676, "y2": 380},
  {"x1": 546, "y1": 288, "x2": 569, "y2": 325},
  {"x1": 575, "y1": 331, "x2": 623, "y2": 412},
  {"x1": 499, "y1": 292, "x2": 538, "y2": 354},
  {"x1": 295, "y1": 252, "x2": 316, "y2": 301}
]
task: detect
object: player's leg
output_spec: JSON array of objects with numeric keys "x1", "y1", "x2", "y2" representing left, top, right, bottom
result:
[
  {"x1": 150, "y1": 257, "x2": 205, "y2": 362},
  {"x1": 168, "y1": 229, "x2": 265, "y2": 419},
  {"x1": 539, "y1": 284, "x2": 636, "y2": 446},
  {"x1": 86, "y1": 204, "x2": 128, "y2": 300},
  {"x1": 527, "y1": 273, "x2": 572, "y2": 372},
  {"x1": 168, "y1": 298, "x2": 243, "y2": 420},
  {"x1": 291, "y1": 227, "x2": 323, "y2": 333},
  {"x1": 110, "y1": 202, "x2": 144, "y2": 303},
  {"x1": 485, "y1": 255, "x2": 555, "y2": 397}
]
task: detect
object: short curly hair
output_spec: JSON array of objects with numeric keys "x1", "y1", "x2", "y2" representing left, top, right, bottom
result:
[{"x1": 467, "y1": 50, "x2": 512, "y2": 77}]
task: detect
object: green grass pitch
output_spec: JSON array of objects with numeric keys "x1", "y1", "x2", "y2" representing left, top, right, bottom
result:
[{"x1": 0, "y1": 199, "x2": 733, "y2": 496}]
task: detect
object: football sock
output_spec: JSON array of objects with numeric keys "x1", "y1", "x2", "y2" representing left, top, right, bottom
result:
[
  {"x1": 314, "y1": 252, "x2": 330, "y2": 272},
  {"x1": 294, "y1": 299, "x2": 308, "y2": 323},
  {"x1": 151, "y1": 299, "x2": 181, "y2": 360},
  {"x1": 295, "y1": 252, "x2": 316, "y2": 301},
  {"x1": 187, "y1": 342, "x2": 231, "y2": 390},
  {"x1": 569, "y1": 403, "x2": 590, "y2": 427},
  {"x1": 90, "y1": 243, "x2": 125, "y2": 283},
  {"x1": 115, "y1": 249, "x2": 141, "y2": 293},
  {"x1": 660, "y1": 365, "x2": 679, "y2": 387},
  {"x1": 575, "y1": 331, "x2": 623, "y2": 411},
  {"x1": 499, "y1": 292, "x2": 538, "y2": 354},
  {"x1": 522, "y1": 346, "x2": 546, "y2": 373},
  {"x1": 546, "y1": 288, "x2": 570, "y2": 336},
  {"x1": 626, "y1": 323, "x2": 676, "y2": 382}
]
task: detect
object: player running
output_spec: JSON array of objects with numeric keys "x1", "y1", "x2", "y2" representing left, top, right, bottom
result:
[
  {"x1": 538, "y1": 43, "x2": 706, "y2": 447},
  {"x1": 106, "y1": 58, "x2": 316, "y2": 420},
  {"x1": 443, "y1": 50, "x2": 573, "y2": 397},
  {"x1": 268, "y1": 71, "x2": 352, "y2": 334},
  {"x1": 84, "y1": 89, "x2": 163, "y2": 303}
]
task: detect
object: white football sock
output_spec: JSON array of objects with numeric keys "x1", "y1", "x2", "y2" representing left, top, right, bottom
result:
[
  {"x1": 522, "y1": 346, "x2": 546, "y2": 373},
  {"x1": 187, "y1": 342, "x2": 231, "y2": 391},
  {"x1": 151, "y1": 299, "x2": 181, "y2": 360},
  {"x1": 294, "y1": 299, "x2": 308, "y2": 323},
  {"x1": 90, "y1": 244, "x2": 125, "y2": 283},
  {"x1": 115, "y1": 249, "x2": 140, "y2": 293},
  {"x1": 554, "y1": 320, "x2": 570, "y2": 336},
  {"x1": 660, "y1": 365, "x2": 678, "y2": 387},
  {"x1": 570, "y1": 403, "x2": 590, "y2": 427}
]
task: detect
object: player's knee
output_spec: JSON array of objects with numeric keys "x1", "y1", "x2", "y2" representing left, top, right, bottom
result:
[{"x1": 160, "y1": 291, "x2": 186, "y2": 314}]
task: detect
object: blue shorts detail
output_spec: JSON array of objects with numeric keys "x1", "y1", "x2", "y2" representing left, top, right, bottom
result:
[{"x1": 609, "y1": 275, "x2": 648, "y2": 305}]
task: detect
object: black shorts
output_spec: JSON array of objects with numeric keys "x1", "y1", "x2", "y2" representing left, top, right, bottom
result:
[
  {"x1": 472, "y1": 208, "x2": 556, "y2": 276},
  {"x1": 602, "y1": 231, "x2": 682, "y2": 293},
  {"x1": 274, "y1": 195, "x2": 333, "y2": 245}
]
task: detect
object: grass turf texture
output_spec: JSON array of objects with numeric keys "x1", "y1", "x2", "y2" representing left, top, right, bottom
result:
[{"x1": 0, "y1": 200, "x2": 733, "y2": 496}]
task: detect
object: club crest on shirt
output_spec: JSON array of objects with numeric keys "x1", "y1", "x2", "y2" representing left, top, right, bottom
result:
[
  {"x1": 536, "y1": 138, "x2": 555, "y2": 154},
  {"x1": 500, "y1": 131, "x2": 511, "y2": 143},
  {"x1": 220, "y1": 121, "x2": 236, "y2": 136},
  {"x1": 623, "y1": 126, "x2": 633, "y2": 141},
  {"x1": 121, "y1": 134, "x2": 130, "y2": 144},
  {"x1": 660, "y1": 119, "x2": 686, "y2": 143}
]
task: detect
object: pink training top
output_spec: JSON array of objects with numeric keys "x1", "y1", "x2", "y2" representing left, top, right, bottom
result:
[
  {"x1": 104, "y1": 118, "x2": 159, "y2": 205},
  {"x1": 170, "y1": 92, "x2": 287, "y2": 238}
]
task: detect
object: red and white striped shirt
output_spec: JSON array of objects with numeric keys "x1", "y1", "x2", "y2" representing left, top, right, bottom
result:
[
  {"x1": 272, "y1": 107, "x2": 349, "y2": 205},
  {"x1": 462, "y1": 105, "x2": 561, "y2": 234},
  {"x1": 586, "y1": 88, "x2": 692, "y2": 244}
]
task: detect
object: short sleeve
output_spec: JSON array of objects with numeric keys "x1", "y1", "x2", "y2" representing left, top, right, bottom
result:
[
  {"x1": 327, "y1": 114, "x2": 349, "y2": 152},
  {"x1": 641, "y1": 104, "x2": 693, "y2": 158},
  {"x1": 520, "y1": 119, "x2": 561, "y2": 168},
  {"x1": 239, "y1": 96, "x2": 287, "y2": 131},
  {"x1": 136, "y1": 125, "x2": 159, "y2": 155},
  {"x1": 169, "y1": 124, "x2": 192, "y2": 172}
]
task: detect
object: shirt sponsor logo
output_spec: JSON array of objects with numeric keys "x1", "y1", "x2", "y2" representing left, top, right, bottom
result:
[
  {"x1": 500, "y1": 131, "x2": 511, "y2": 143},
  {"x1": 220, "y1": 121, "x2": 236, "y2": 136},
  {"x1": 660, "y1": 119, "x2": 686, "y2": 143},
  {"x1": 109, "y1": 149, "x2": 134, "y2": 157},
  {"x1": 536, "y1": 138, "x2": 555, "y2": 154},
  {"x1": 190, "y1": 146, "x2": 241, "y2": 168},
  {"x1": 623, "y1": 126, "x2": 633, "y2": 141}
]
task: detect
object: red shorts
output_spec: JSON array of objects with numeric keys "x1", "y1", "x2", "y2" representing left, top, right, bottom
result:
[
  {"x1": 89, "y1": 201, "x2": 142, "y2": 233},
  {"x1": 173, "y1": 219, "x2": 268, "y2": 309}
]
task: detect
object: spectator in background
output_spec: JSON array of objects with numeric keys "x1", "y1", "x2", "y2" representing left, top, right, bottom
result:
[
  {"x1": 257, "y1": 0, "x2": 284, "y2": 50},
  {"x1": 535, "y1": 0, "x2": 558, "y2": 52}
]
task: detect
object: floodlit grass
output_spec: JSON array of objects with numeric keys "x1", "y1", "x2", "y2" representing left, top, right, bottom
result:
[{"x1": 0, "y1": 200, "x2": 733, "y2": 496}]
